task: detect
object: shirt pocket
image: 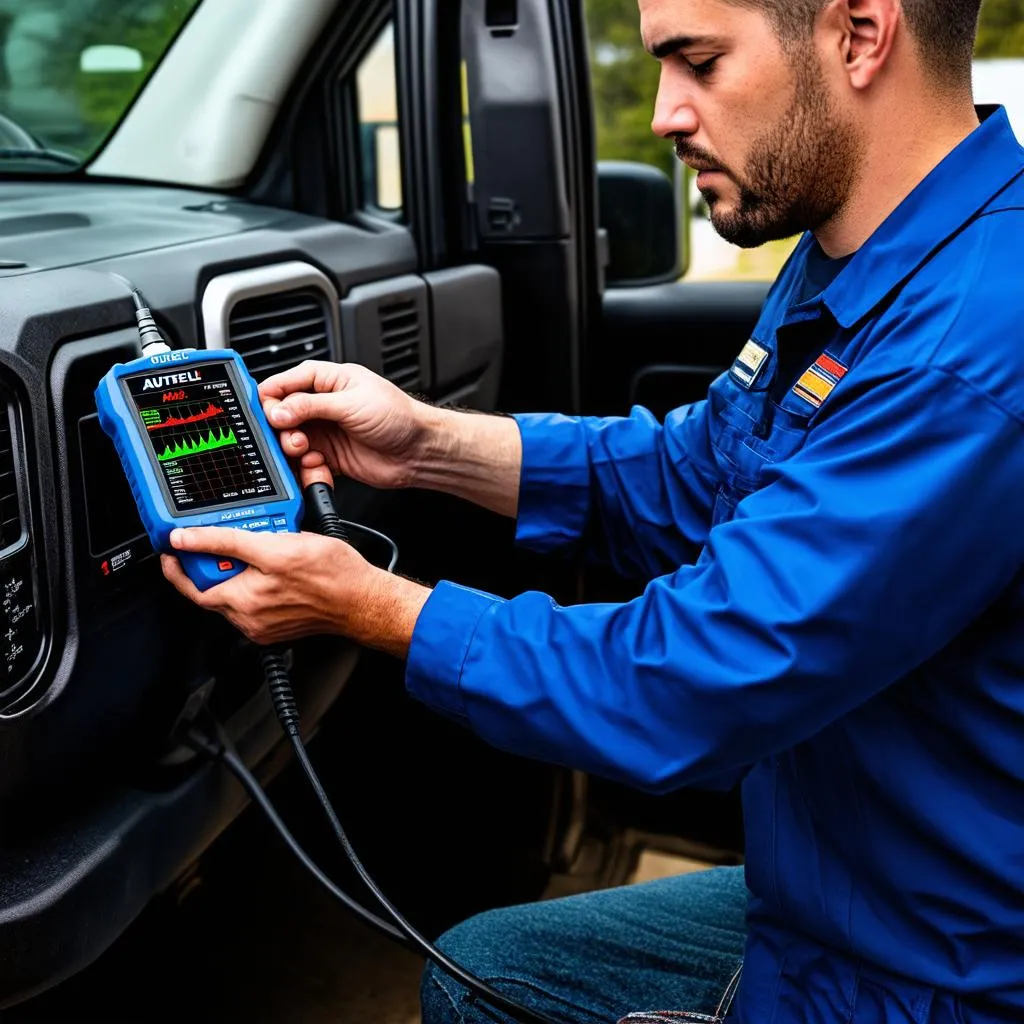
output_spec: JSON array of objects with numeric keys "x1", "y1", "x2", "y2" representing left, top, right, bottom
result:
[
  {"x1": 747, "y1": 399, "x2": 815, "y2": 463},
  {"x1": 711, "y1": 401, "x2": 814, "y2": 527},
  {"x1": 711, "y1": 485, "x2": 739, "y2": 528}
]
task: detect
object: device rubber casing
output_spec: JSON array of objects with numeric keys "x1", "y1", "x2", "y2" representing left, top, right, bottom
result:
[{"x1": 95, "y1": 348, "x2": 303, "y2": 591}]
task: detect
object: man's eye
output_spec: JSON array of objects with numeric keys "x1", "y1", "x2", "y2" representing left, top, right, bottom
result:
[{"x1": 687, "y1": 56, "x2": 720, "y2": 79}]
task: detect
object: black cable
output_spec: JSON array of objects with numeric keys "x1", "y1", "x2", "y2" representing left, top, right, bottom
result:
[
  {"x1": 186, "y1": 725, "x2": 409, "y2": 945},
  {"x1": 108, "y1": 271, "x2": 167, "y2": 351},
  {"x1": 255, "y1": 481, "x2": 564, "y2": 1024},
  {"x1": 335, "y1": 517, "x2": 399, "y2": 571},
  {"x1": 261, "y1": 647, "x2": 301, "y2": 737},
  {"x1": 304, "y1": 480, "x2": 350, "y2": 542},
  {"x1": 284, "y1": 731, "x2": 561, "y2": 1024},
  {"x1": 304, "y1": 481, "x2": 398, "y2": 570}
]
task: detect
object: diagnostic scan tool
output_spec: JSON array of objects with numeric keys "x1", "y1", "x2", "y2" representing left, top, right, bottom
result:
[{"x1": 96, "y1": 349, "x2": 302, "y2": 590}]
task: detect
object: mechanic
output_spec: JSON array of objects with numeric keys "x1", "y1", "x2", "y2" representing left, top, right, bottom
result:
[{"x1": 161, "y1": 0, "x2": 1024, "y2": 1020}]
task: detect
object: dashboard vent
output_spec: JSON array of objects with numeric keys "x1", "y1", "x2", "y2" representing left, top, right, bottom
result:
[
  {"x1": 0, "y1": 408, "x2": 21, "y2": 549},
  {"x1": 227, "y1": 289, "x2": 331, "y2": 381},
  {"x1": 379, "y1": 300, "x2": 422, "y2": 391}
]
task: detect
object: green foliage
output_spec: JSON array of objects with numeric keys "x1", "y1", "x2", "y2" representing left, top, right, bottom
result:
[
  {"x1": 73, "y1": 0, "x2": 201, "y2": 155},
  {"x1": 586, "y1": 0, "x2": 674, "y2": 177},
  {"x1": 585, "y1": 0, "x2": 1024, "y2": 172},
  {"x1": 4, "y1": 0, "x2": 201, "y2": 158},
  {"x1": 977, "y1": 0, "x2": 1024, "y2": 57}
]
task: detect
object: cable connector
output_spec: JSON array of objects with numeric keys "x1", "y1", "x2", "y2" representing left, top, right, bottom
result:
[
  {"x1": 108, "y1": 271, "x2": 170, "y2": 355},
  {"x1": 135, "y1": 301, "x2": 169, "y2": 355},
  {"x1": 261, "y1": 647, "x2": 300, "y2": 737},
  {"x1": 304, "y1": 481, "x2": 349, "y2": 542}
]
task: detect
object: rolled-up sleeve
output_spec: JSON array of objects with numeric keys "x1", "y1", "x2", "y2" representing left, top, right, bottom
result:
[
  {"x1": 407, "y1": 365, "x2": 1024, "y2": 793},
  {"x1": 513, "y1": 401, "x2": 721, "y2": 578}
]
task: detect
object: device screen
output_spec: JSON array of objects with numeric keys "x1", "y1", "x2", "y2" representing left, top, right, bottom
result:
[{"x1": 123, "y1": 360, "x2": 283, "y2": 514}]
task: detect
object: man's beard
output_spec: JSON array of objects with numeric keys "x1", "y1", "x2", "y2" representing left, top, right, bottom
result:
[{"x1": 677, "y1": 60, "x2": 861, "y2": 248}]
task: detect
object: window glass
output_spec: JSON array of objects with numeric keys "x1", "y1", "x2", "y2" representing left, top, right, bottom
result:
[
  {"x1": 585, "y1": 0, "x2": 1024, "y2": 283},
  {"x1": 0, "y1": 0, "x2": 200, "y2": 168},
  {"x1": 356, "y1": 22, "x2": 403, "y2": 213}
]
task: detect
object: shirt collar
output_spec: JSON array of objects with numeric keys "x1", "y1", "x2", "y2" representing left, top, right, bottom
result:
[{"x1": 821, "y1": 106, "x2": 1024, "y2": 330}]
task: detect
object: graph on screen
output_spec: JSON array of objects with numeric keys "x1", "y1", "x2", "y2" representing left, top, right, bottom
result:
[
  {"x1": 142, "y1": 401, "x2": 224, "y2": 432},
  {"x1": 127, "y1": 366, "x2": 281, "y2": 513},
  {"x1": 156, "y1": 427, "x2": 238, "y2": 462}
]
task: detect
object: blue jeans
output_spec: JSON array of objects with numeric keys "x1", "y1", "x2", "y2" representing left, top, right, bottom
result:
[{"x1": 421, "y1": 866, "x2": 748, "y2": 1024}]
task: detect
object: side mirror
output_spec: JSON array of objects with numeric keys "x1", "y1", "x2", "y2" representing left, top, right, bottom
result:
[
  {"x1": 597, "y1": 160, "x2": 688, "y2": 287},
  {"x1": 80, "y1": 45, "x2": 144, "y2": 74}
]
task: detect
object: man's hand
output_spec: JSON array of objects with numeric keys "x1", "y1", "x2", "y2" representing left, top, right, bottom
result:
[
  {"x1": 259, "y1": 360, "x2": 524, "y2": 518},
  {"x1": 259, "y1": 361, "x2": 442, "y2": 490},
  {"x1": 160, "y1": 527, "x2": 431, "y2": 657}
]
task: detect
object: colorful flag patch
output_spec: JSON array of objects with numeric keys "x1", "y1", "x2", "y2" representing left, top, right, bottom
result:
[
  {"x1": 730, "y1": 339, "x2": 771, "y2": 388},
  {"x1": 793, "y1": 353, "x2": 848, "y2": 408}
]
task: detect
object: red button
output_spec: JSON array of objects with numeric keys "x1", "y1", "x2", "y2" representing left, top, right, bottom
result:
[{"x1": 218, "y1": 560, "x2": 234, "y2": 572}]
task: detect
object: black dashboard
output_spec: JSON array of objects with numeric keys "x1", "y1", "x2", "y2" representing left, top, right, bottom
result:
[{"x1": 0, "y1": 181, "x2": 504, "y2": 1006}]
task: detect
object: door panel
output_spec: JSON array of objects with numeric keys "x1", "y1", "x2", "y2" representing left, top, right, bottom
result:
[{"x1": 588, "y1": 280, "x2": 770, "y2": 418}]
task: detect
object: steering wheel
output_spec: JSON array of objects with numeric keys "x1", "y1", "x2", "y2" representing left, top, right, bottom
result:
[{"x1": 0, "y1": 109, "x2": 41, "y2": 150}]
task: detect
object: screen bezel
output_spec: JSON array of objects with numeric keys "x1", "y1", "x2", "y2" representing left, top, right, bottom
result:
[{"x1": 120, "y1": 358, "x2": 288, "y2": 519}]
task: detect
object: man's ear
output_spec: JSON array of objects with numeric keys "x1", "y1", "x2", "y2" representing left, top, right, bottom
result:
[{"x1": 825, "y1": 0, "x2": 901, "y2": 90}]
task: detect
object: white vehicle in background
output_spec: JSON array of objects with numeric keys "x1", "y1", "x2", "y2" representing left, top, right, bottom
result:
[{"x1": 973, "y1": 58, "x2": 1024, "y2": 136}]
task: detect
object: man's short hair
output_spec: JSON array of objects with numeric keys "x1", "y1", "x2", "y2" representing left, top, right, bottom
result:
[{"x1": 729, "y1": 0, "x2": 982, "y2": 84}]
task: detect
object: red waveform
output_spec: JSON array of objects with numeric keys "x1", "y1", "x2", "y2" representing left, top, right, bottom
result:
[{"x1": 147, "y1": 403, "x2": 225, "y2": 431}]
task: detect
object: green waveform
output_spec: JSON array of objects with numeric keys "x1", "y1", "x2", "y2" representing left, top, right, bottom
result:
[{"x1": 157, "y1": 427, "x2": 237, "y2": 462}]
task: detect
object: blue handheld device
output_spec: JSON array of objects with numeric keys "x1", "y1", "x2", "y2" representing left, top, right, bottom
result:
[{"x1": 95, "y1": 348, "x2": 303, "y2": 591}]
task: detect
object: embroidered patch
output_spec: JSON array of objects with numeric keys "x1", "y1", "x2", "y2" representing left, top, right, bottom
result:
[
  {"x1": 793, "y1": 353, "x2": 848, "y2": 408},
  {"x1": 730, "y1": 339, "x2": 770, "y2": 388}
]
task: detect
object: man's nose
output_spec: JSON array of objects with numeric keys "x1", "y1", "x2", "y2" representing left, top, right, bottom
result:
[{"x1": 651, "y1": 66, "x2": 700, "y2": 139}]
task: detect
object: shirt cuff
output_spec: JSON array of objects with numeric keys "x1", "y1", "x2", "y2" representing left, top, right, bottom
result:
[
  {"x1": 405, "y1": 580, "x2": 505, "y2": 721},
  {"x1": 513, "y1": 413, "x2": 592, "y2": 553}
]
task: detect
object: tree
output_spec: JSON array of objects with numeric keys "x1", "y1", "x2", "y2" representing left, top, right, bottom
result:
[
  {"x1": 585, "y1": 0, "x2": 1024, "y2": 172},
  {"x1": 586, "y1": 0, "x2": 673, "y2": 176},
  {"x1": 977, "y1": 0, "x2": 1024, "y2": 57},
  {"x1": 0, "y1": 0, "x2": 200, "y2": 156},
  {"x1": 73, "y1": 0, "x2": 202, "y2": 154}
]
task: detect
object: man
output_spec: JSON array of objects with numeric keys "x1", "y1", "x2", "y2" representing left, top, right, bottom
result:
[{"x1": 163, "y1": 0, "x2": 1024, "y2": 1019}]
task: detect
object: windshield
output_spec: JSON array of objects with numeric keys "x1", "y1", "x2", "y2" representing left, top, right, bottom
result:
[{"x1": 0, "y1": 0, "x2": 200, "y2": 170}]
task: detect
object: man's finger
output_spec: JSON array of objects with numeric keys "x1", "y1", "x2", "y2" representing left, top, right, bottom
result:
[
  {"x1": 258, "y1": 361, "x2": 349, "y2": 402},
  {"x1": 161, "y1": 554, "x2": 215, "y2": 606},
  {"x1": 300, "y1": 462, "x2": 334, "y2": 488},
  {"x1": 279, "y1": 429, "x2": 310, "y2": 457},
  {"x1": 267, "y1": 390, "x2": 355, "y2": 430},
  {"x1": 262, "y1": 398, "x2": 311, "y2": 451},
  {"x1": 300, "y1": 449, "x2": 327, "y2": 467},
  {"x1": 169, "y1": 526, "x2": 280, "y2": 568}
]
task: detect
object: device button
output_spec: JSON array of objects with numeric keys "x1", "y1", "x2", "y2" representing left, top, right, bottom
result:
[
  {"x1": 218, "y1": 560, "x2": 235, "y2": 572},
  {"x1": 272, "y1": 517, "x2": 288, "y2": 528}
]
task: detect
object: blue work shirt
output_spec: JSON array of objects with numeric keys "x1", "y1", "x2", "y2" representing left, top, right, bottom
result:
[{"x1": 407, "y1": 108, "x2": 1024, "y2": 1022}]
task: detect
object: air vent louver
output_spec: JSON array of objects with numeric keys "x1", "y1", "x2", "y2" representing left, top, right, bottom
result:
[
  {"x1": 227, "y1": 289, "x2": 331, "y2": 381},
  {"x1": 379, "y1": 300, "x2": 422, "y2": 391},
  {"x1": 0, "y1": 408, "x2": 21, "y2": 549}
]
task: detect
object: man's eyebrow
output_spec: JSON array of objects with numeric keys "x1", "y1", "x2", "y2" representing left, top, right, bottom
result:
[{"x1": 647, "y1": 35, "x2": 725, "y2": 59}]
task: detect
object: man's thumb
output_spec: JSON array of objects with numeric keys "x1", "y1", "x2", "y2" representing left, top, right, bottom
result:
[{"x1": 269, "y1": 391, "x2": 348, "y2": 428}]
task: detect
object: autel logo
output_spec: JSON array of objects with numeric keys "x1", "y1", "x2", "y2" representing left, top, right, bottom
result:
[{"x1": 141, "y1": 371, "x2": 202, "y2": 390}]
